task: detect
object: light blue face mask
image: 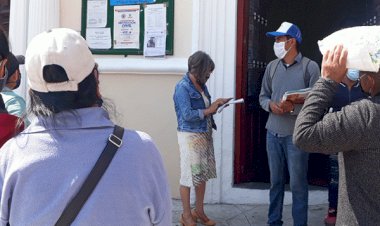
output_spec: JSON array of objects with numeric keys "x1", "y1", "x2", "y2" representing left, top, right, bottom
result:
[{"x1": 346, "y1": 69, "x2": 360, "y2": 81}]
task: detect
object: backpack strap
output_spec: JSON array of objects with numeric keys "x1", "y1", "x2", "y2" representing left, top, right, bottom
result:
[
  {"x1": 269, "y1": 56, "x2": 311, "y2": 89},
  {"x1": 268, "y1": 59, "x2": 281, "y2": 91},
  {"x1": 269, "y1": 58, "x2": 281, "y2": 81},
  {"x1": 55, "y1": 125, "x2": 124, "y2": 226},
  {"x1": 301, "y1": 56, "x2": 311, "y2": 87}
]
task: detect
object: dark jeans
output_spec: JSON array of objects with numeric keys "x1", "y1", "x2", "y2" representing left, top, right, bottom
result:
[{"x1": 328, "y1": 154, "x2": 339, "y2": 210}]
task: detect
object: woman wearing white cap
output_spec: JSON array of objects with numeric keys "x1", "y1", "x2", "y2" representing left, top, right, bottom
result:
[{"x1": 0, "y1": 28, "x2": 172, "y2": 225}]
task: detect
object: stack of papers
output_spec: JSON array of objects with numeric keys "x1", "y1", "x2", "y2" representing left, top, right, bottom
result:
[{"x1": 282, "y1": 88, "x2": 311, "y2": 104}]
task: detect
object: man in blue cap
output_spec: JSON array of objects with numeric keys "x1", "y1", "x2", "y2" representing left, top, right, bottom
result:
[{"x1": 259, "y1": 21, "x2": 320, "y2": 226}]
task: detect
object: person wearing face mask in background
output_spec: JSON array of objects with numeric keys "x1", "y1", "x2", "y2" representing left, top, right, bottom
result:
[
  {"x1": 259, "y1": 21, "x2": 320, "y2": 226},
  {"x1": 173, "y1": 51, "x2": 231, "y2": 226},
  {"x1": 0, "y1": 28, "x2": 29, "y2": 126},
  {"x1": 324, "y1": 69, "x2": 367, "y2": 226},
  {"x1": 0, "y1": 56, "x2": 24, "y2": 148},
  {"x1": 0, "y1": 53, "x2": 27, "y2": 123}
]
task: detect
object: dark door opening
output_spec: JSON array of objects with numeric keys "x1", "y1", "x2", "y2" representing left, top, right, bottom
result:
[
  {"x1": 0, "y1": 0, "x2": 10, "y2": 33},
  {"x1": 235, "y1": 0, "x2": 375, "y2": 186}
]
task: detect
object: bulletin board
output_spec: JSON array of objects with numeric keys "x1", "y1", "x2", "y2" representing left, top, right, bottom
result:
[{"x1": 81, "y1": 0, "x2": 174, "y2": 55}]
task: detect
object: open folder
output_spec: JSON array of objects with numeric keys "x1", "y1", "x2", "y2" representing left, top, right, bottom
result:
[{"x1": 217, "y1": 98, "x2": 244, "y2": 113}]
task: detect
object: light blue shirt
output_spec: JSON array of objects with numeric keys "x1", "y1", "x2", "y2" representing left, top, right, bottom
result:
[{"x1": 0, "y1": 107, "x2": 172, "y2": 225}]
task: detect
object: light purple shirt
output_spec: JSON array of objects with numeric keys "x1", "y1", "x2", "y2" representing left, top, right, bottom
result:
[{"x1": 0, "y1": 107, "x2": 171, "y2": 225}]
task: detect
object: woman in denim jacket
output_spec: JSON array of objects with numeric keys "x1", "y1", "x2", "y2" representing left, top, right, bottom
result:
[{"x1": 173, "y1": 51, "x2": 230, "y2": 226}]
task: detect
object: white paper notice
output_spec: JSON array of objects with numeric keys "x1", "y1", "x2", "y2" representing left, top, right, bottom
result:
[
  {"x1": 144, "y1": 4, "x2": 166, "y2": 57},
  {"x1": 87, "y1": 0, "x2": 108, "y2": 28},
  {"x1": 86, "y1": 28, "x2": 112, "y2": 49},
  {"x1": 113, "y1": 5, "x2": 140, "y2": 49},
  {"x1": 144, "y1": 31, "x2": 166, "y2": 56},
  {"x1": 145, "y1": 3, "x2": 166, "y2": 30}
]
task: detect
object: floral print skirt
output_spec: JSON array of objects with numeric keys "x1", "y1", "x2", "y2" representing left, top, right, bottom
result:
[{"x1": 177, "y1": 128, "x2": 216, "y2": 187}]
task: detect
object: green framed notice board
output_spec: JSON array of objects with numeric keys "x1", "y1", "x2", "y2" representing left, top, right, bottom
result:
[{"x1": 81, "y1": 0, "x2": 174, "y2": 55}]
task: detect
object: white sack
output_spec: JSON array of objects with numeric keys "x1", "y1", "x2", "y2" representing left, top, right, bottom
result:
[{"x1": 318, "y1": 26, "x2": 380, "y2": 72}]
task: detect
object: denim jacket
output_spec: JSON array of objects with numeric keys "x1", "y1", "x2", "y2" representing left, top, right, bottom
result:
[{"x1": 173, "y1": 73, "x2": 216, "y2": 132}]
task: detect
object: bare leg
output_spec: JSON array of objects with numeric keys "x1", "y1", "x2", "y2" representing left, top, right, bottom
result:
[
  {"x1": 195, "y1": 181, "x2": 206, "y2": 213},
  {"x1": 193, "y1": 181, "x2": 215, "y2": 225},
  {"x1": 180, "y1": 185, "x2": 196, "y2": 225}
]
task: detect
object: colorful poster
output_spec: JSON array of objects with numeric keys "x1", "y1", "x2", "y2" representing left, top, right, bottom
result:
[
  {"x1": 113, "y1": 5, "x2": 140, "y2": 49},
  {"x1": 110, "y1": 0, "x2": 155, "y2": 6}
]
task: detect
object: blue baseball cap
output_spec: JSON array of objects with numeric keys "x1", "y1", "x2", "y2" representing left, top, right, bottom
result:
[{"x1": 266, "y1": 22, "x2": 302, "y2": 44}]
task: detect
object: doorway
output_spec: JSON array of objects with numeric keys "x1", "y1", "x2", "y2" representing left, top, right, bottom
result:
[
  {"x1": 234, "y1": 0, "x2": 374, "y2": 185},
  {"x1": 0, "y1": 0, "x2": 10, "y2": 33}
]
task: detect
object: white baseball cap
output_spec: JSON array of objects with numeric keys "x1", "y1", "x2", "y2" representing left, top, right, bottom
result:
[
  {"x1": 25, "y1": 28, "x2": 95, "y2": 92},
  {"x1": 266, "y1": 21, "x2": 302, "y2": 44}
]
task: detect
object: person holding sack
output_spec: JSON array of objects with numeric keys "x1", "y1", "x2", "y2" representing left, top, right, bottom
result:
[
  {"x1": 323, "y1": 69, "x2": 367, "y2": 226},
  {"x1": 294, "y1": 44, "x2": 380, "y2": 226}
]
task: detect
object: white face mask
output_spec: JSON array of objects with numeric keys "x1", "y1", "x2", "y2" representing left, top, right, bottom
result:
[{"x1": 273, "y1": 40, "x2": 291, "y2": 59}]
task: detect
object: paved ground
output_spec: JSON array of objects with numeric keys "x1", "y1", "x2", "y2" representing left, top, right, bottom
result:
[{"x1": 172, "y1": 199, "x2": 328, "y2": 226}]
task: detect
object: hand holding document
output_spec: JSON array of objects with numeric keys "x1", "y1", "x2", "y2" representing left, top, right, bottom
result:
[
  {"x1": 217, "y1": 98, "x2": 244, "y2": 113},
  {"x1": 282, "y1": 88, "x2": 311, "y2": 104}
]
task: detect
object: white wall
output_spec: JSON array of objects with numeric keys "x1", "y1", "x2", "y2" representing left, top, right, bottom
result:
[{"x1": 60, "y1": 0, "x2": 193, "y2": 198}]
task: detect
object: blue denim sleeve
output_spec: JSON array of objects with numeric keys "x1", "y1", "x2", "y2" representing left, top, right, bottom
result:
[{"x1": 174, "y1": 85, "x2": 204, "y2": 122}]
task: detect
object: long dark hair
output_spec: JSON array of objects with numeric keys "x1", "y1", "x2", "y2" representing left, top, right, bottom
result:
[
  {"x1": 26, "y1": 64, "x2": 117, "y2": 124},
  {"x1": 28, "y1": 65, "x2": 100, "y2": 117}
]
